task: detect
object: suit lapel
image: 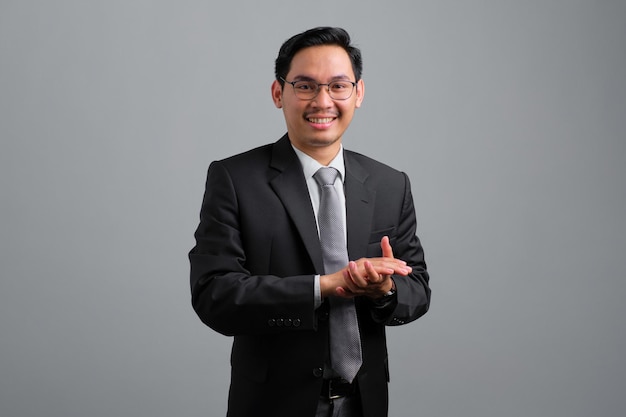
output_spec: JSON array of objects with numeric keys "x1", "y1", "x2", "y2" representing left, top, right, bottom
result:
[
  {"x1": 344, "y1": 152, "x2": 375, "y2": 261},
  {"x1": 269, "y1": 135, "x2": 325, "y2": 274},
  {"x1": 267, "y1": 138, "x2": 376, "y2": 273}
]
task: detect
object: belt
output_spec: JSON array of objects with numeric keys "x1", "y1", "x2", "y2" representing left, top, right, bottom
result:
[{"x1": 321, "y1": 377, "x2": 355, "y2": 400}]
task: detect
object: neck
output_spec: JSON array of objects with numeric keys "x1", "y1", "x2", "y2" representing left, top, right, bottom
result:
[{"x1": 291, "y1": 141, "x2": 342, "y2": 166}]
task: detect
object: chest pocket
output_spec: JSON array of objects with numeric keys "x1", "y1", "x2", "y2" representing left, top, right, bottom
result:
[{"x1": 367, "y1": 227, "x2": 397, "y2": 256}]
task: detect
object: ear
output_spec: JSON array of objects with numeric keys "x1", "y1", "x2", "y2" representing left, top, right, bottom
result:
[
  {"x1": 271, "y1": 80, "x2": 283, "y2": 108},
  {"x1": 355, "y1": 79, "x2": 365, "y2": 108}
]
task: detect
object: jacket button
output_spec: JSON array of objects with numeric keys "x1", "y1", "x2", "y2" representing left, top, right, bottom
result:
[
  {"x1": 277, "y1": 318, "x2": 284, "y2": 327},
  {"x1": 312, "y1": 367, "x2": 324, "y2": 378},
  {"x1": 268, "y1": 319, "x2": 276, "y2": 327},
  {"x1": 285, "y1": 318, "x2": 293, "y2": 327},
  {"x1": 293, "y1": 319, "x2": 301, "y2": 327}
]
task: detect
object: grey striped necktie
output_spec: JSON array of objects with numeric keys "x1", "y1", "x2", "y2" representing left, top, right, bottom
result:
[{"x1": 314, "y1": 167, "x2": 362, "y2": 383}]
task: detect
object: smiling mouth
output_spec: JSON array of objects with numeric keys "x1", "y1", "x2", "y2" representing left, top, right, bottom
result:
[{"x1": 306, "y1": 117, "x2": 335, "y2": 124}]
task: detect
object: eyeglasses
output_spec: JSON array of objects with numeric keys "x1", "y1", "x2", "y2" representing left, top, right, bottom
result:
[{"x1": 280, "y1": 77, "x2": 357, "y2": 101}]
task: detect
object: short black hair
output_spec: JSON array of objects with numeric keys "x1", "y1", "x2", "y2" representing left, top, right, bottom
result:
[{"x1": 274, "y1": 27, "x2": 363, "y2": 86}]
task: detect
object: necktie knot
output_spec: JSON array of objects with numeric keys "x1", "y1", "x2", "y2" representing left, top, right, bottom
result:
[{"x1": 314, "y1": 167, "x2": 339, "y2": 187}]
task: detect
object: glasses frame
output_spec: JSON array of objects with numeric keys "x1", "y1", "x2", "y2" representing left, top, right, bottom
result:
[{"x1": 280, "y1": 77, "x2": 357, "y2": 101}]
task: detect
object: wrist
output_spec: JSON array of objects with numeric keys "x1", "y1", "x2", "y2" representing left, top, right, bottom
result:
[
  {"x1": 379, "y1": 279, "x2": 396, "y2": 298},
  {"x1": 319, "y1": 272, "x2": 342, "y2": 298}
]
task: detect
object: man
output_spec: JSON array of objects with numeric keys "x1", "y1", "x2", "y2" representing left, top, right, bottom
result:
[{"x1": 190, "y1": 27, "x2": 431, "y2": 417}]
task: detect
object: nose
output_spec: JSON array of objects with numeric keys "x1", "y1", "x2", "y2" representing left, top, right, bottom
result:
[{"x1": 312, "y1": 85, "x2": 334, "y2": 107}]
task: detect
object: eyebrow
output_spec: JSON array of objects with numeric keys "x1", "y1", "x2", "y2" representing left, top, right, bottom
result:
[{"x1": 290, "y1": 74, "x2": 353, "y2": 82}]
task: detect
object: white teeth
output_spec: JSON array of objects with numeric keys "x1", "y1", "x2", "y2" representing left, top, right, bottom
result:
[{"x1": 308, "y1": 117, "x2": 334, "y2": 124}]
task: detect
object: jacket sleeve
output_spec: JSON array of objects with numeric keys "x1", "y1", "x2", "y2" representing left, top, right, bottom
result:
[
  {"x1": 189, "y1": 161, "x2": 318, "y2": 336},
  {"x1": 369, "y1": 172, "x2": 431, "y2": 326}
]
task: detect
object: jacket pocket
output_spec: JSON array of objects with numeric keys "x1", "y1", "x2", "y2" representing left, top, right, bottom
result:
[
  {"x1": 231, "y1": 336, "x2": 269, "y2": 383},
  {"x1": 367, "y1": 227, "x2": 397, "y2": 257},
  {"x1": 368, "y1": 227, "x2": 396, "y2": 244}
]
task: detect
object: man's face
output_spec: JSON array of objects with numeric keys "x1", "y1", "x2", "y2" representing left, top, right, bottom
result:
[{"x1": 272, "y1": 45, "x2": 364, "y2": 157}]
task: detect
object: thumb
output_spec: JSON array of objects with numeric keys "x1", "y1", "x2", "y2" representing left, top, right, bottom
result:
[{"x1": 381, "y1": 236, "x2": 394, "y2": 258}]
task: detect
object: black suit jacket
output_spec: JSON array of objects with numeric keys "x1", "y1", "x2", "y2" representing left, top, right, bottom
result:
[{"x1": 190, "y1": 135, "x2": 430, "y2": 417}]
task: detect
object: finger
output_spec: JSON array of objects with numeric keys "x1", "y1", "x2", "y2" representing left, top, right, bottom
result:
[
  {"x1": 364, "y1": 260, "x2": 381, "y2": 283},
  {"x1": 335, "y1": 286, "x2": 357, "y2": 298},
  {"x1": 347, "y1": 261, "x2": 370, "y2": 288},
  {"x1": 340, "y1": 267, "x2": 361, "y2": 293},
  {"x1": 376, "y1": 258, "x2": 411, "y2": 275},
  {"x1": 359, "y1": 258, "x2": 407, "y2": 276},
  {"x1": 381, "y1": 236, "x2": 394, "y2": 258}
]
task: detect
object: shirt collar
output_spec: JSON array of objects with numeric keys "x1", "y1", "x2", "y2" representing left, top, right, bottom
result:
[{"x1": 291, "y1": 145, "x2": 345, "y2": 182}]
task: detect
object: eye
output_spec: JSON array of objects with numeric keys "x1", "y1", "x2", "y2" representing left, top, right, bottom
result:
[
  {"x1": 294, "y1": 81, "x2": 316, "y2": 91},
  {"x1": 330, "y1": 82, "x2": 352, "y2": 91}
]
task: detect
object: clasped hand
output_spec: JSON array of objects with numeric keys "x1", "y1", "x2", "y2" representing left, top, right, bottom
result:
[{"x1": 320, "y1": 236, "x2": 411, "y2": 299}]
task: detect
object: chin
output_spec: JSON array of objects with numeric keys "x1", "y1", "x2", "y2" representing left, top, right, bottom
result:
[{"x1": 308, "y1": 136, "x2": 341, "y2": 147}]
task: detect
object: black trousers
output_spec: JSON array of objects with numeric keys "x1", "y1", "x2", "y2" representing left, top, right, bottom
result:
[{"x1": 315, "y1": 394, "x2": 362, "y2": 417}]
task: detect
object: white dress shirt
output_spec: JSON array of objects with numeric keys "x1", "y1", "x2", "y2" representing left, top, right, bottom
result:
[{"x1": 291, "y1": 145, "x2": 347, "y2": 308}]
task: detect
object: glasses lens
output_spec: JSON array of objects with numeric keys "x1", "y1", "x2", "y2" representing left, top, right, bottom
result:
[
  {"x1": 328, "y1": 81, "x2": 354, "y2": 100},
  {"x1": 291, "y1": 81, "x2": 355, "y2": 100},
  {"x1": 292, "y1": 81, "x2": 318, "y2": 99}
]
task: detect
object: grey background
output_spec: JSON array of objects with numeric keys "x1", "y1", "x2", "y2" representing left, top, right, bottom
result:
[{"x1": 1, "y1": 1, "x2": 624, "y2": 416}]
